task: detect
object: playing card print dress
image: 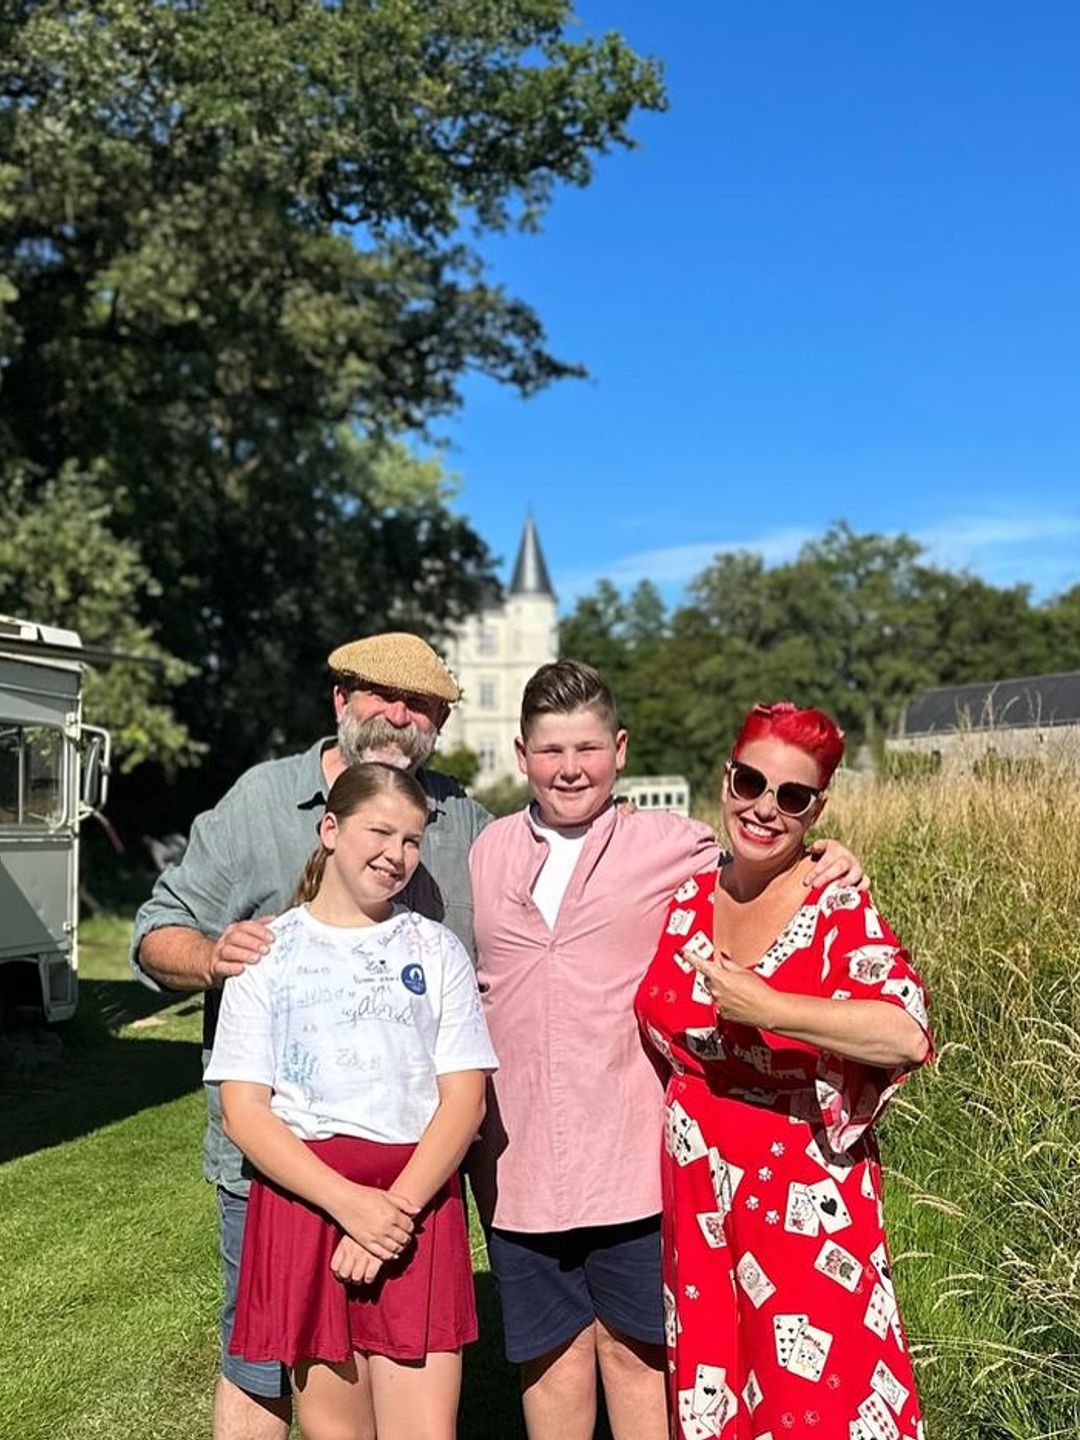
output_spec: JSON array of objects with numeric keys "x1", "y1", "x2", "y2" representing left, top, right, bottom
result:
[{"x1": 634, "y1": 875, "x2": 932, "y2": 1440}]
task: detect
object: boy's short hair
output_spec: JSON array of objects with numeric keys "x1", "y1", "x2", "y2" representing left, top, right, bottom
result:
[{"x1": 520, "y1": 661, "x2": 619, "y2": 739}]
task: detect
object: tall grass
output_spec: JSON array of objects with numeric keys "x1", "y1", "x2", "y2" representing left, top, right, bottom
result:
[
  {"x1": 821, "y1": 766, "x2": 1080, "y2": 1439},
  {"x1": 696, "y1": 762, "x2": 1080, "y2": 1435},
  {"x1": 2, "y1": 770, "x2": 1076, "y2": 1438}
]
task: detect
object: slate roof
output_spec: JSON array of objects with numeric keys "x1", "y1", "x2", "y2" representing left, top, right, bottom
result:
[
  {"x1": 898, "y1": 670, "x2": 1080, "y2": 737},
  {"x1": 509, "y1": 514, "x2": 556, "y2": 598}
]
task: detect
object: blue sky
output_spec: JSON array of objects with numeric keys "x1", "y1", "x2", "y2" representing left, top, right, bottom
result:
[{"x1": 441, "y1": 1, "x2": 1080, "y2": 611}]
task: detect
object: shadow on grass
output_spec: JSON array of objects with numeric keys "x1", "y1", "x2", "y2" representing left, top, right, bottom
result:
[
  {"x1": 0, "y1": 976, "x2": 203, "y2": 1165},
  {"x1": 460, "y1": 1274, "x2": 615, "y2": 1440},
  {"x1": 461, "y1": 1273, "x2": 524, "y2": 1440},
  {"x1": 80, "y1": 976, "x2": 197, "y2": 1030}
]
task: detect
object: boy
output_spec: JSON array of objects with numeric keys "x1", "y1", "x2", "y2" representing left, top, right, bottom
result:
[{"x1": 468, "y1": 661, "x2": 861, "y2": 1440}]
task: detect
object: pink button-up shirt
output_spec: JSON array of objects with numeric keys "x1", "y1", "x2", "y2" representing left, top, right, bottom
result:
[{"x1": 468, "y1": 802, "x2": 719, "y2": 1232}]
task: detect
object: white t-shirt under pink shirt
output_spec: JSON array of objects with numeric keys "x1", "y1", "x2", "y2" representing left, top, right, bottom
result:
[{"x1": 528, "y1": 813, "x2": 590, "y2": 929}]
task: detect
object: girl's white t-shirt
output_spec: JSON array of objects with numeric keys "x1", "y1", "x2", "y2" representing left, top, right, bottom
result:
[{"x1": 204, "y1": 904, "x2": 498, "y2": 1143}]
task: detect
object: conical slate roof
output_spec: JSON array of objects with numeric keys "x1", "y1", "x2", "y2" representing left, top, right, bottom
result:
[{"x1": 509, "y1": 514, "x2": 556, "y2": 598}]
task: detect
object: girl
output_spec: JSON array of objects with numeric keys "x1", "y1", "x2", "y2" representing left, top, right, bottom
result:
[{"x1": 205, "y1": 762, "x2": 498, "y2": 1440}]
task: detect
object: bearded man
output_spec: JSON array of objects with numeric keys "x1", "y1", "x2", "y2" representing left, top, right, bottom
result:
[{"x1": 133, "y1": 632, "x2": 490, "y2": 1440}]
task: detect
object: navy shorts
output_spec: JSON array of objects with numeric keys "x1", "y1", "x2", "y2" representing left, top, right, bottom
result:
[
  {"x1": 486, "y1": 1216, "x2": 664, "y2": 1364},
  {"x1": 217, "y1": 1186, "x2": 290, "y2": 1398}
]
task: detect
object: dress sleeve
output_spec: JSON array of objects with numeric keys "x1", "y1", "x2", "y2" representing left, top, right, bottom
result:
[{"x1": 811, "y1": 884, "x2": 933, "y2": 1153}]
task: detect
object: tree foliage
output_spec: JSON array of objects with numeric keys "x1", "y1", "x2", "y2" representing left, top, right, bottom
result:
[
  {"x1": 0, "y1": 466, "x2": 201, "y2": 772},
  {"x1": 0, "y1": 1, "x2": 664, "y2": 815},
  {"x1": 472, "y1": 776, "x2": 532, "y2": 818},
  {"x1": 427, "y1": 744, "x2": 480, "y2": 789},
  {"x1": 560, "y1": 524, "x2": 1077, "y2": 797}
]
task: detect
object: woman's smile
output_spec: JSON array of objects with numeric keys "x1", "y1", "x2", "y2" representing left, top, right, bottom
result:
[{"x1": 736, "y1": 815, "x2": 783, "y2": 845}]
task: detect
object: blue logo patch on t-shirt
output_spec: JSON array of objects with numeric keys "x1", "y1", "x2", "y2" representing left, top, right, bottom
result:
[{"x1": 401, "y1": 963, "x2": 426, "y2": 995}]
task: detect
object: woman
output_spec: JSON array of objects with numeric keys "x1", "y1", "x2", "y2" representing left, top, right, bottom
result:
[{"x1": 634, "y1": 703, "x2": 931, "y2": 1440}]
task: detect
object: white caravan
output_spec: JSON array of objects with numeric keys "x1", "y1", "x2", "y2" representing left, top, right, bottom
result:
[{"x1": 0, "y1": 615, "x2": 110, "y2": 1022}]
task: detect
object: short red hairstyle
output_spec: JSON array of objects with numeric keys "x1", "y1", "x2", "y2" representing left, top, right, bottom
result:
[{"x1": 731, "y1": 702, "x2": 845, "y2": 787}]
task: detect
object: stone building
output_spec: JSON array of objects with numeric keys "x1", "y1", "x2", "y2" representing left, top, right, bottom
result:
[
  {"x1": 440, "y1": 515, "x2": 558, "y2": 784},
  {"x1": 887, "y1": 670, "x2": 1080, "y2": 770}
]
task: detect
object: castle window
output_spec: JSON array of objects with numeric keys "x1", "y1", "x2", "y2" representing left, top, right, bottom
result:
[
  {"x1": 479, "y1": 679, "x2": 497, "y2": 710},
  {"x1": 478, "y1": 626, "x2": 497, "y2": 656},
  {"x1": 478, "y1": 738, "x2": 498, "y2": 774}
]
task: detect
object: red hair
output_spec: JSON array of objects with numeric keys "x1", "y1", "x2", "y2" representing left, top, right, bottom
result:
[{"x1": 732, "y1": 702, "x2": 845, "y2": 787}]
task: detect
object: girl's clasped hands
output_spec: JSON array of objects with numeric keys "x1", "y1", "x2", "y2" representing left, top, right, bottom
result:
[{"x1": 328, "y1": 1183, "x2": 420, "y2": 1284}]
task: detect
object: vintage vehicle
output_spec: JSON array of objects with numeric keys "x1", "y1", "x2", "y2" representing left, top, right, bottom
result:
[{"x1": 0, "y1": 615, "x2": 110, "y2": 1023}]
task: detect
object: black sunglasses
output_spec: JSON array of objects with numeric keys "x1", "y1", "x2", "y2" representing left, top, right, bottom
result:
[{"x1": 726, "y1": 760, "x2": 823, "y2": 818}]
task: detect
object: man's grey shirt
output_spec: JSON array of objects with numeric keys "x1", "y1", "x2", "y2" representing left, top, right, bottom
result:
[{"x1": 131, "y1": 738, "x2": 491, "y2": 1194}]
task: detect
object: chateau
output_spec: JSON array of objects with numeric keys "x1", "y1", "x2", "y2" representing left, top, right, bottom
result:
[{"x1": 440, "y1": 515, "x2": 558, "y2": 784}]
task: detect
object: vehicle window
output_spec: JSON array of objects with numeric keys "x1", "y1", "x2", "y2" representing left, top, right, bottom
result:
[
  {"x1": 0, "y1": 727, "x2": 18, "y2": 824},
  {"x1": 25, "y1": 726, "x2": 65, "y2": 824},
  {"x1": 0, "y1": 725, "x2": 66, "y2": 826}
]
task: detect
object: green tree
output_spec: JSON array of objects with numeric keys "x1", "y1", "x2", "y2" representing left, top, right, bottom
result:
[
  {"x1": 685, "y1": 551, "x2": 773, "y2": 643},
  {"x1": 559, "y1": 580, "x2": 632, "y2": 702},
  {"x1": 427, "y1": 744, "x2": 480, "y2": 790},
  {"x1": 623, "y1": 579, "x2": 667, "y2": 646},
  {"x1": 0, "y1": 1, "x2": 665, "y2": 810},
  {"x1": 573, "y1": 523, "x2": 1069, "y2": 796},
  {"x1": 0, "y1": 466, "x2": 200, "y2": 772},
  {"x1": 788, "y1": 525, "x2": 933, "y2": 740},
  {"x1": 559, "y1": 577, "x2": 682, "y2": 776},
  {"x1": 908, "y1": 568, "x2": 1054, "y2": 686},
  {"x1": 472, "y1": 776, "x2": 532, "y2": 818},
  {"x1": 612, "y1": 580, "x2": 672, "y2": 773},
  {"x1": 680, "y1": 526, "x2": 977, "y2": 753},
  {"x1": 1044, "y1": 583, "x2": 1080, "y2": 673}
]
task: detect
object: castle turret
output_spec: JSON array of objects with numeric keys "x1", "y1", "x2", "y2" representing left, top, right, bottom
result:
[
  {"x1": 509, "y1": 513, "x2": 556, "y2": 599},
  {"x1": 441, "y1": 514, "x2": 559, "y2": 783}
]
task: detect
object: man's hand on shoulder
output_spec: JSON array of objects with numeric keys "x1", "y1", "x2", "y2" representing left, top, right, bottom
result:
[
  {"x1": 209, "y1": 918, "x2": 277, "y2": 983},
  {"x1": 138, "y1": 917, "x2": 277, "y2": 992}
]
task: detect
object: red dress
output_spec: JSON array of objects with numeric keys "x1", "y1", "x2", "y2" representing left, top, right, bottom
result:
[{"x1": 634, "y1": 874, "x2": 932, "y2": 1440}]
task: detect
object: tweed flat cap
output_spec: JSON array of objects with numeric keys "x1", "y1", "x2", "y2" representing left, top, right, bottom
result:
[{"x1": 328, "y1": 632, "x2": 461, "y2": 704}]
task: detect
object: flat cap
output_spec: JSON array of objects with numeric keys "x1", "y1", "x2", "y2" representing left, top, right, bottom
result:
[{"x1": 328, "y1": 632, "x2": 461, "y2": 704}]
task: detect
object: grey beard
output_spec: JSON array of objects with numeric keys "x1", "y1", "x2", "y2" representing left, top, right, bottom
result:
[{"x1": 337, "y1": 710, "x2": 437, "y2": 771}]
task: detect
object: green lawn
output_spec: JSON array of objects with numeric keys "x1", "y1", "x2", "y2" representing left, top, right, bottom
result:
[
  {"x1": 0, "y1": 916, "x2": 530, "y2": 1440},
  {"x1": 0, "y1": 914, "x2": 216, "y2": 1439},
  {"x1": 4, "y1": 766, "x2": 1079, "y2": 1440}
]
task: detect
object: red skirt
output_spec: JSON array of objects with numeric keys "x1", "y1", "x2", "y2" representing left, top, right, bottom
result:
[{"x1": 230, "y1": 1137, "x2": 478, "y2": 1366}]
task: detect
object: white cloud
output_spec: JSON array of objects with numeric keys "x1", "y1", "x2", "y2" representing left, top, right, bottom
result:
[
  {"x1": 554, "y1": 511, "x2": 1080, "y2": 606},
  {"x1": 915, "y1": 515, "x2": 1080, "y2": 550},
  {"x1": 909, "y1": 512, "x2": 1080, "y2": 599},
  {"x1": 555, "y1": 525, "x2": 814, "y2": 600}
]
